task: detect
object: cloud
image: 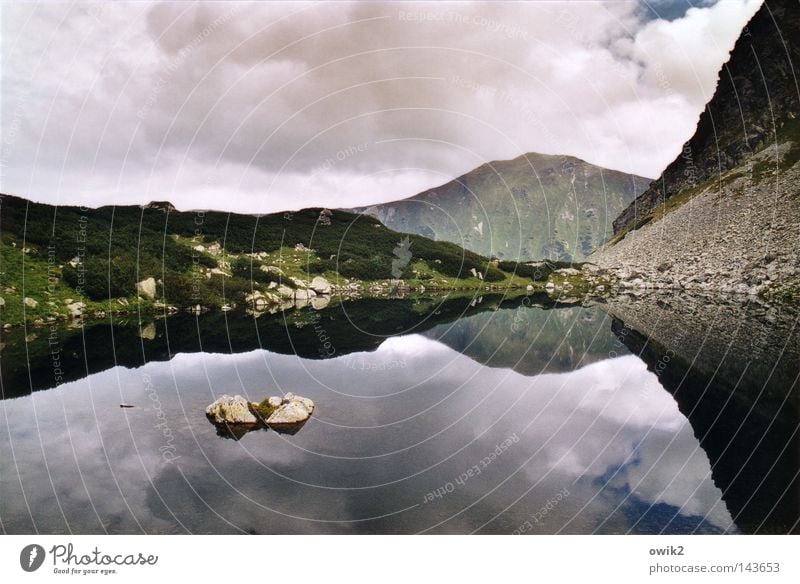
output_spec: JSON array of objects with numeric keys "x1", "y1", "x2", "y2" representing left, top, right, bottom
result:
[{"x1": 0, "y1": 1, "x2": 761, "y2": 213}]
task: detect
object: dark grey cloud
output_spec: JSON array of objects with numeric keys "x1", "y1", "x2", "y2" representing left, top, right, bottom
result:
[{"x1": 1, "y1": 1, "x2": 761, "y2": 213}]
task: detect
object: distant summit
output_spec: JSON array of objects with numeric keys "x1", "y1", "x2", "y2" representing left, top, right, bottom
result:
[{"x1": 357, "y1": 153, "x2": 650, "y2": 262}]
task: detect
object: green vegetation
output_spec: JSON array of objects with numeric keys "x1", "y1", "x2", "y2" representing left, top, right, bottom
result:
[
  {"x1": 360, "y1": 153, "x2": 650, "y2": 262},
  {"x1": 0, "y1": 195, "x2": 543, "y2": 327},
  {"x1": 496, "y1": 259, "x2": 583, "y2": 281},
  {"x1": 251, "y1": 398, "x2": 279, "y2": 420}
]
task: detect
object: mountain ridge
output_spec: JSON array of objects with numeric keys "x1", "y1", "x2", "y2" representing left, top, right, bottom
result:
[{"x1": 355, "y1": 152, "x2": 651, "y2": 262}]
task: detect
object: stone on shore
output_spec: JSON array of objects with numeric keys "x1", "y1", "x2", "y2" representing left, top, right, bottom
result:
[
  {"x1": 136, "y1": 277, "x2": 157, "y2": 300},
  {"x1": 310, "y1": 276, "x2": 332, "y2": 295}
]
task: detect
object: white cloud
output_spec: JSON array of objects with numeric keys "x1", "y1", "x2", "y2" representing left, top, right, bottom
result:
[{"x1": 0, "y1": 1, "x2": 762, "y2": 213}]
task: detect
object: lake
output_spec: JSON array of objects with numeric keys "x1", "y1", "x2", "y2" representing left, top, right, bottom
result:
[{"x1": 1, "y1": 293, "x2": 797, "y2": 533}]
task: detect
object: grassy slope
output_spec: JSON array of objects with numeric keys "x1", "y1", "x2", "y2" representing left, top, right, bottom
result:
[{"x1": 0, "y1": 195, "x2": 548, "y2": 326}]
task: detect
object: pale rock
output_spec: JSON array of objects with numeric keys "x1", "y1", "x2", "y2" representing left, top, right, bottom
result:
[
  {"x1": 266, "y1": 394, "x2": 315, "y2": 426},
  {"x1": 136, "y1": 277, "x2": 157, "y2": 301},
  {"x1": 205, "y1": 395, "x2": 258, "y2": 425},
  {"x1": 139, "y1": 322, "x2": 157, "y2": 340},
  {"x1": 294, "y1": 288, "x2": 316, "y2": 300},
  {"x1": 245, "y1": 291, "x2": 271, "y2": 310},
  {"x1": 310, "y1": 276, "x2": 332, "y2": 294},
  {"x1": 66, "y1": 301, "x2": 86, "y2": 318},
  {"x1": 311, "y1": 296, "x2": 330, "y2": 310}
]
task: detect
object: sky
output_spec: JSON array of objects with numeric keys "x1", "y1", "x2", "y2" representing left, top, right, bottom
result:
[{"x1": 1, "y1": 0, "x2": 762, "y2": 214}]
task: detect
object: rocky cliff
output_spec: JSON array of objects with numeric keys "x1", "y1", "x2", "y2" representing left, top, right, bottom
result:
[
  {"x1": 358, "y1": 153, "x2": 649, "y2": 262},
  {"x1": 593, "y1": 0, "x2": 800, "y2": 299},
  {"x1": 613, "y1": 0, "x2": 800, "y2": 235}
]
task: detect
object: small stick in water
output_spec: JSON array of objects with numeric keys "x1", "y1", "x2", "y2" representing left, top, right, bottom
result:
[{"x1": 119, "y1": 404, "x2": 135, "y2": 408}]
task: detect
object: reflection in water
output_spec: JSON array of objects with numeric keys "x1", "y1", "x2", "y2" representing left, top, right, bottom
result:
[
  {"x1": 605, "y1": 293, "x2": 800, "y2": 534},
  {"x1": 0, "y1": 298, "x2": 746, "y2": 534},
  {"x1": 0, "y1": 294, "x2": 546, "y2": 399}
]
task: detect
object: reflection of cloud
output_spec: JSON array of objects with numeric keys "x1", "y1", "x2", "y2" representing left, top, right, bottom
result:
[
  {"x1": 0, "y1": 330, "x2": 732, "y2": 533},
  {"x1": 461, "y1": 353, "x2": 734, "y2": 532}
]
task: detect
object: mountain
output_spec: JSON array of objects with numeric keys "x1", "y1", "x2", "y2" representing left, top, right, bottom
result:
[
  {"x1": 0, "y1": 193, "x2": 541, "y2": 327},
  {"x1": 593, "y1": 0, "x2": 800, "y2": 299},
  {"x1": 356, "y1": 153, "x2": 651, "y2": 262}
]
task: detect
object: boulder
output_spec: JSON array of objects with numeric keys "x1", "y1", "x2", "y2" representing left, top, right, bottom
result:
[
  {"x1": 266, "y1": 394, "x2": 314, "y2": 426},
  {"x1": 23, "y1": 297, "x2": 38, "y2": 309},
  {"x1": 205, "y1": 395, "x2": 258, "y2": 425},
  {"x1": 294, "y1": 288, "x2": 317, "y2": 300},
  {"x1": 310, "y1": 276, "x2": 332, "y2": 294},
  {"x1": 136, "y1": 277, "x2": 157, "y2": 300},
  {"x1": 260, "y1": 265, "x2": 284, "y2": 275},
  {"x1": 66, "y1": 301, "x2": 86, "y2": 318},
  {"x1": 277, "y1": 285, "x2": 294, "y2": 298},
  {"x1": 311, "y1": 296, "x2": 330, "y2": 310},
  {"x1": 245, "y1": 291, "x2": 269, "y2": 310}
]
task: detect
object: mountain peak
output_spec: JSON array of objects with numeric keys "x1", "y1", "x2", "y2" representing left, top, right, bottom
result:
[{"x1": 357, "y1": 153, "x2": 650, "y2": 261}]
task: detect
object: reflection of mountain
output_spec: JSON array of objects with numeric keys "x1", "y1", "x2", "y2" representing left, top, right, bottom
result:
[
  {"x1": 605, "y1": 294, "x2": 800, "y2": 534},
  {"x1": 1, "y1": 293, "x2": 560, "y2": 398},
  {"x1": 423, "y1": 302, "x2": 620, "y2": 376},
  {"x1": 357, "y1": 153, "x2": 649, "y2": 261}
]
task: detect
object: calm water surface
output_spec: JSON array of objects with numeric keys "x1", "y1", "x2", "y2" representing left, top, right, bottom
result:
[{"x1": 1, "y1": 295, "x2": 797, "y2": 534}]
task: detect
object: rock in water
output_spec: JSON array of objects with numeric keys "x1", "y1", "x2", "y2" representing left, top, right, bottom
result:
[
  {"x1": 266, "y1": 394, "x2": 314, "y2": 426},
  {"x1": 205, "y1": 394, "x2": 258, "y2": 425}
]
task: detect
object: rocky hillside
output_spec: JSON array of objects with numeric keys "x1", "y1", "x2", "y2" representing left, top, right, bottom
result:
[
  {"x1": 614, "y1": 0, "x2": 799, "y2": 235},
  {"x1": 592, "y1": 0, "x2": 800, "y2": 299},
  {"x1": 357, "y1": 153, "x2": 649, "y2": 262}
]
